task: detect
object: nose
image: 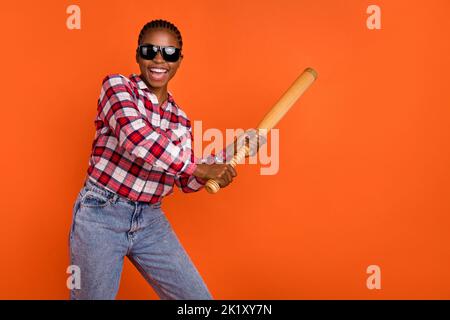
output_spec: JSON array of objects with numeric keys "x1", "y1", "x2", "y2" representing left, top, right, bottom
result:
[{"x1": 153, "y1": 49, "x2": 164, "y2": 62}]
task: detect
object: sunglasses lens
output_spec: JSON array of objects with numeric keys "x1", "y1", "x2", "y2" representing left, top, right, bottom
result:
[
  {"x1": 165, "y1": 47, "x2": 176, "y2": 55},
  {"x1": 163, "y1": 47, "x2": 180, "y2": 62},
  {"x1": 139, "y1": 45, "x2": 155, "y2": 59}
]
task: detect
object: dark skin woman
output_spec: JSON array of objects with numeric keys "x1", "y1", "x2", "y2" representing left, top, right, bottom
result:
[{"x1": 69, "y1": 19, "x2": 267, "y2": 300}]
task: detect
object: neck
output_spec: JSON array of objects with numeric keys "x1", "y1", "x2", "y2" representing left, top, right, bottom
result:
[
  {"x1": 140, "y1": 74, "x2": 168, "y2": 104},
  {"x1": 152, "y1": 88, "x2": 168, "y2": 105}
]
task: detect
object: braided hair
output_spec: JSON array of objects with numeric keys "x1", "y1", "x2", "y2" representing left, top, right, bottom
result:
[{"x1": 137, "y1": 19, "x2": 183, "y2": 50}]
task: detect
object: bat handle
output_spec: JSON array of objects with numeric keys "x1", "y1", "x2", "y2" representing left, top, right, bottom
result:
[{"x1": 205, "y1": 145, "x2": 250, "y2": 194}]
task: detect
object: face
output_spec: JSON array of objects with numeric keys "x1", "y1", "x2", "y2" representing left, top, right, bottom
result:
[{"x1": 136, "y1": 28, "x2": 183, "y2": 90}]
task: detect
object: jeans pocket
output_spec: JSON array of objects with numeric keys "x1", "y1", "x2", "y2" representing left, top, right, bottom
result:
[{"x1": 80, "y1": 190, "x2": 110, "y2": 209}]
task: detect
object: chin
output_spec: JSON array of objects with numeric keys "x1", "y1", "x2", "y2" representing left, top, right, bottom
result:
[
  {"x1": 148, "y1": 81, "x2": 165, "y2": 89},
  {"x1": 140, "y1": 75, "x2": 159, "y2": 89}
]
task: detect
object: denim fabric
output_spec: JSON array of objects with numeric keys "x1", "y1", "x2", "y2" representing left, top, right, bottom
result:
[{"x1": 69, "y1": 178, "x2": 212, "y2": 300}]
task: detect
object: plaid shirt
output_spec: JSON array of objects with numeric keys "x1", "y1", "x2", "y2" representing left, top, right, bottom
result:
[{"x1": 86, "y1": 73, "x2": 218, "y2": 204}]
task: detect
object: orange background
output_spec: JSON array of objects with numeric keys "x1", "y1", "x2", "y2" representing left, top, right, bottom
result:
[{"x1": 0, "y1": 0, "x2": 449, "y2": 299}]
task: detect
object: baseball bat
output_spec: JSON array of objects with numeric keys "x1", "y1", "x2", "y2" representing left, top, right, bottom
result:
[{"x1": 205, "y1": 67, "x2": 318, "y2": 194}]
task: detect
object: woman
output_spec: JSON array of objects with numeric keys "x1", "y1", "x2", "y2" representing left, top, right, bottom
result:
[{"x1": 69, "y1": 19, "x2": 265, "y2": 300}]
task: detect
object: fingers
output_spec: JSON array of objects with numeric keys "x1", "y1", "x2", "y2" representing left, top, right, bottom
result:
[
  {"x1": 223, "y1": 167, "x2": 231, "y2": 183},
  {"x1": 223, "y1": 164, "x2": 236, "y2": 182},
  {"x1": 227, "y1": 164, "x2": 237, "y2": 177},
  {"x1": 217, "y1": 175, "x2": 231, "y2": 188},
  {"x1": 217, "y1": 164, "x2": 237, "y2": 188},
  {"x1": 217, "y1": 178, "x2": 229, "y2": 188}
]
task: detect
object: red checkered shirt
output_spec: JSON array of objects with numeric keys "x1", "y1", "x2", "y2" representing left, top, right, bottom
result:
[{"x1": 85, "y1": 73, "x2": 219, "y2": 204}]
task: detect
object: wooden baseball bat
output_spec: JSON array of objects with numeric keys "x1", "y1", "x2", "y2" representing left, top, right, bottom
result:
[{"x1": 205, "y1": 67, "x2": 318, "y2": 194}]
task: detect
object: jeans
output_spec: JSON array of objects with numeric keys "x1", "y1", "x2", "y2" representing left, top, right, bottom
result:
[{"x1": 69, "y1": 178, "x2": 213, "y2": 300}]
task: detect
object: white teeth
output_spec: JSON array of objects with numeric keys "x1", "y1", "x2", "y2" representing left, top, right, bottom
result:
[{"x1": 150, "y1": 68, "x2": 167, "y2": 73}]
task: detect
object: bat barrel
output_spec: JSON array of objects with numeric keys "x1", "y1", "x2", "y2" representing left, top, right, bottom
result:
[
  {"x1": 205, "y1": 67, "x2": 318, "y2": 195},
  {"x1": 257, "y1": 67, "x2": 317, "y2": 131}
]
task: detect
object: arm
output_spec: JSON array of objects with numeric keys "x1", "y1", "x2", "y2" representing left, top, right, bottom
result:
[
  {"x1": 174, "y1": 130, "x2": 218, "y2": 193},
  {"x1": 174, "y1": 157, "x2": 237, "y2": 193},
  {"x1": 97, "y1": 74, "x2": 197, "y2": 176},
  {"x1": 174, "y1": 164, "x2": 208, "y2": 193},
  {"x1": 174, "y1": 129, "x2": 267, "y2": 193},
  {"x1": 174, "y1": 126, "x2": 238, "y2": 193}
]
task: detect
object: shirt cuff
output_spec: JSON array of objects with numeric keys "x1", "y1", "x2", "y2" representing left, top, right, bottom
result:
[
  {"x1": 180, "y1": 161, "x2": 197, "y2": 176},
  {"x1": 195, "y1": 176, "x2": 208, "y2": 185}
]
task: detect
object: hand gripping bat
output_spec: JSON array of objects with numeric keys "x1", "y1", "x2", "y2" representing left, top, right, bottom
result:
[{"x1": 204, "y1": 67, "x2": 318, "y2": 194}]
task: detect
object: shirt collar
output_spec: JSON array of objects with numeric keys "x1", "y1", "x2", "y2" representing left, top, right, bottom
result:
[{"x1": 129, "y1": 73, "x2": 175, "y2": 104}]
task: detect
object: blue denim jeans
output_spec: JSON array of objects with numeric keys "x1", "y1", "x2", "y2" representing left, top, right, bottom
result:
[{"x1": 69, "y1": 178, "x2": 213, "y2": 300}]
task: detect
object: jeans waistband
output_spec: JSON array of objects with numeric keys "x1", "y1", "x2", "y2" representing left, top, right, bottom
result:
[{"x1": 83, "y1": 178, "x2": 162, "y2": 209}]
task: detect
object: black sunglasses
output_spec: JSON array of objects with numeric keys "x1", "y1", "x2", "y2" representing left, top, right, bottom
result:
[{"x1": 137, "y1": 44, "x2": 182, "y2": 62}]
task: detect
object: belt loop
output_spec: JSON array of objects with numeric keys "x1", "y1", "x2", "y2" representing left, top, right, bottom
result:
[
  {"x1": 112, "y1": 193, "x2": 119, "y2": 204},
  {"x1": 151, "y1": 201, "x2": 162, "y2": 209}
]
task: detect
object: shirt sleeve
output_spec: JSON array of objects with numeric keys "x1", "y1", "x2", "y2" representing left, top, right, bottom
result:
[
  {"x1": 174, "y1": 159, "x2": 209, "y2": 193},
  {"x1": 97, "y1": 74, "x2": 197, "y2": 176},
  {"x1": 174, "y1": 130, "x2": 211, "y2": 193}
]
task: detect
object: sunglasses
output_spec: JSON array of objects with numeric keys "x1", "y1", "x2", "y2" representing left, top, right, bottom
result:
[{"x1": 137, "y1": 44, "x2": 182, "y2": 62}]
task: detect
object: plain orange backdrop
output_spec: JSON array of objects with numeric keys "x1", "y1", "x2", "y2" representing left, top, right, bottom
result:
[{"x1": 0, "y1": 0, "x2": 449, "y2": 299}]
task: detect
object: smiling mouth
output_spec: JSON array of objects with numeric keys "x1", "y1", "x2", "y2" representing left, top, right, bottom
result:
[{"x1": 148, "y1": 68, "x2": 168, "y2": 81}]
